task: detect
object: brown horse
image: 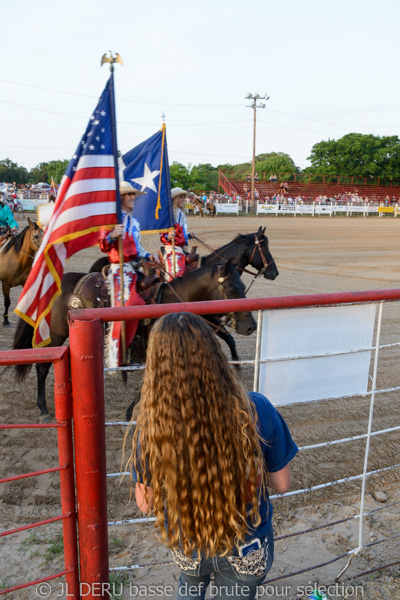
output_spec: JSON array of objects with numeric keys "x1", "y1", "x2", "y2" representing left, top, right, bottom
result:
[
  {"x1": 193, "y1": 197, "x2": 205, "y2": 217},
  {"x1": 0, "y1": 218, "x2": 43, "y2": 326},
  {"x1": 206, "y1": 201, "x2": 216, "y2": 217}
]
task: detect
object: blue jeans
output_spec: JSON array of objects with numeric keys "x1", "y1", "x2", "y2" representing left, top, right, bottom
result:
[{"x1": 177, "y1": 527, "x2": 274, "y2": 600}]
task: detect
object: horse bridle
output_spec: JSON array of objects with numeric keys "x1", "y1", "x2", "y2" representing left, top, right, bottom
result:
[
  {"x1": 21, "y1": 227, "x2": 44, "y2": 260},
  {"x1": 247, "y1": 234, "x2": 273, "y2": 278}
]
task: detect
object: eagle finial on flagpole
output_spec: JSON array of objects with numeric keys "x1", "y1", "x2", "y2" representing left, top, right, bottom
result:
[{"x1": 100, "y1": 51, "x2": 123, "y2": 72}]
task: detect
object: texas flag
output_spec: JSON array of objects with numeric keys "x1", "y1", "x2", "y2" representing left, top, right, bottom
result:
[{"x1": 119, "y1": 126, "x2": 174, "y2": 233}]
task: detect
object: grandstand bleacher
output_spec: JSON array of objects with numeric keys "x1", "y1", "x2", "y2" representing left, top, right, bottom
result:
[{"x1": 219, "y1": 171, "x2": 400, "y2": 203}]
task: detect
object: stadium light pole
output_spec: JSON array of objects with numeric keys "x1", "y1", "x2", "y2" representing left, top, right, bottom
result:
[{"x1": 245, "y1": 93, "x2": 269, "y2": 206}]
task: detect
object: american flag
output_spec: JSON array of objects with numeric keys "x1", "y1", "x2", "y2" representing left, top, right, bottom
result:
[{"x1": 15, "y1": 75, "x2": 119, "y2": 347}]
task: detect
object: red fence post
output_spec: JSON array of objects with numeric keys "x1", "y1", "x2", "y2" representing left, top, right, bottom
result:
[
  {"x1": 54, "y1": 349, "x2": 80, "y2": 600},
  {"x1": 70, "y1": 319, "x2": 109, "y2": 599}
]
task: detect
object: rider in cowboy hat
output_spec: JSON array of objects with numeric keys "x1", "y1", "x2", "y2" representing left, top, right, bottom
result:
[
  {"x1": 160, "y1": 187, "x2": 196, "y2": 281},
  {"x1": 99, "y1": 180, "x2": 158, "y2": 368}
]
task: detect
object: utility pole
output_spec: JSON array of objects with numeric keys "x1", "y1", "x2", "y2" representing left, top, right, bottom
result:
[{"x1": 245, "y1": 93, "x2": 269, "y2": 207}]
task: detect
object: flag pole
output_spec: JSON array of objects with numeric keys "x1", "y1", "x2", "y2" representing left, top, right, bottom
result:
[
  {"x1": 102, "y1": 51, "x2": 127, "y2": 365},
  {"x1": 159, "y1": 116, "x2": 176, "y2": 277}
]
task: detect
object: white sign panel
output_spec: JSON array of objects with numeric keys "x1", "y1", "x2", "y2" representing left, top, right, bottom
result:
[
  {"x1": 297, "y1": 205, "x2": 314, "y2": 214},
  {"x1": 258, "y1": 304, "x2": 376, "y2": 406},
  {"x1": 215, "y1": 203, "x2": 239, "y2": 214},
  {"x1": 315, "y1": 205, "x2": 334, "y2": 214},
  {"x1": 257, "y1": 204, "x2": 277, "y2": 214},
  {"x1": 21, "y1": 198, "x2": 48, "y2": 211}
]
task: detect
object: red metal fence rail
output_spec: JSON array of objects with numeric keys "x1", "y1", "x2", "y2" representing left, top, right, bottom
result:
[{"x1": 0, "y1": 347, "x2": 79, "y2": 599}]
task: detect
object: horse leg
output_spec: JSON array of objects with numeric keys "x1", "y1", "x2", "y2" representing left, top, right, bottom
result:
[
  {"x1": 36, "y1": 362, "x2": 52, "y2": 419},
  {"x1": 205, "y1": 316, "x2": 241, "y2": 368},
  {"x1": 3, "y1": 283, "x2": 11, "y2": 327}
]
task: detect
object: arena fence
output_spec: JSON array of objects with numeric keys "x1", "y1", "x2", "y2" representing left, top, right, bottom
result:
[
  {"x1": 67, "y1": 288, "x2": 400, "y2": 597},
  {"x1": 256, "y1": 201, "x2": 399, "y2": 217},
  {"x1": 208, "y1": 200, "x2": 400, "y2": 217},
  {"x1": 0, "y1": 346, "x2": 79, "y2": 598}
]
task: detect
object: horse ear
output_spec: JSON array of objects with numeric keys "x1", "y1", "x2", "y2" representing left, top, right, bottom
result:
[
  {"x1": 28, "y1": 217, "x2": 34, "y2": 228},
  {"x1": 256, "y1": 226, "x2": 263, "y2": 237},
  {"x1": 262, "y1": 226, "x2": 266, "y2": 236}
]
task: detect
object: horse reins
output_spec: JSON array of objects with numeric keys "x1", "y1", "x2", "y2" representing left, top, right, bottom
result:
[{"x1": 156, "y1": 262, "x2": 236, "y2": 335}]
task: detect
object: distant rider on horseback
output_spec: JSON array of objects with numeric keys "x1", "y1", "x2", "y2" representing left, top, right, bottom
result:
[
  {"x1": 160, "y1": 187, "x2": 196, "y2": 281},
  {"x1": 99, "y1": 181, "x2": 158, "y2": 368},
  {"x1": 0, "y1": 197, "x2": 18, "y2": 233}
]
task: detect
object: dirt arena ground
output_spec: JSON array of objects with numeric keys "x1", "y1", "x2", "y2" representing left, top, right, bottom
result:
[{"x1": 1, "y1": 215, "x2": 399, "y2": 599}]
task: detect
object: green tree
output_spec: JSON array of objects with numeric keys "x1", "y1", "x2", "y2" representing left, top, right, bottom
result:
[
  {"x1": 254, "y1": 152, "x2": 299, "y2": 177},
  {"x1": 0, "y1": 158, "x2": 29, "y2": 184},
  {"x1": 306, "y1": 133, "x2": 400, "y2": 179},
  {"x1": 47, "y1": 160, "x2": 69, "y2": 184},
  {"x1": 29, "y1": 162, "x2": 51, "y2": 184},
  {"x1": 189, "y1": 163, "x2": 219, "y2": 192},
  {"x1": 169, "y1": 161, "x2": 191, "y2": 190},
  {"x1": 217, "y1": 152, "x2": 299, "y2": 180}
]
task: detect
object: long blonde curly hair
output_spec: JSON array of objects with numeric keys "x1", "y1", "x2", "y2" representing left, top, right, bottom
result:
[{"x1": 126, "y1": 312, "x2": 267, "y2": 557}]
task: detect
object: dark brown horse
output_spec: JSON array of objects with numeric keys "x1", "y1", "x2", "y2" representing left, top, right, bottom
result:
[
  {"x1": 13, "y1": 260, "x2": 256, "y2": 418},
  {"x1": 0, "y1": 218, "x2": 43, "y2": 326}
]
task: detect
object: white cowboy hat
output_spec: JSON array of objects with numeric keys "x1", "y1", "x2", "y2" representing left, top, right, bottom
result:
[
  {"x1": 120, "y1": 180, "x2": 147, "y2": 197},
  {"x1": 171, "y1": 187, "x2": 189, "y2": 200}
]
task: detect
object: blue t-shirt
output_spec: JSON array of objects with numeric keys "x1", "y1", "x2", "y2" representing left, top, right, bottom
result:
[
  {"x1": 245, "y1": 392, "x2": 298, "y2": 539},
  {"x1": 133, "y1": 392, "x2": 298, "y2": 541}
]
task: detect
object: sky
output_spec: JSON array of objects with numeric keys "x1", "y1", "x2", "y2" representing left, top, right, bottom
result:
[{"x1": 1, "y1": 0, "x2": 400, "y2": 174}]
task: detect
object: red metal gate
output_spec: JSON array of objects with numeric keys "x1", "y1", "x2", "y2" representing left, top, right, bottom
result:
[{"x1": 0, "y1": 346, "x2": 79, "y2": 598}]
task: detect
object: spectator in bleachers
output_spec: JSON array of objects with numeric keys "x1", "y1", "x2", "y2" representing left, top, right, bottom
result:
[
  {"x1": 246, "y1": 173, "x2": 251, "y2": 182},
  {"x1": 280, "y1": 182, "x2": 288, "y2": 196},
  {"x1": 254, "y1": 172, "x2": 259, "y2": 182}
]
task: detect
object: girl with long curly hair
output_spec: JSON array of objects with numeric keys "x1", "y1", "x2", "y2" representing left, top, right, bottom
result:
[{"x1": 126, "y1": 312, "x2": 298, "y2": 599}]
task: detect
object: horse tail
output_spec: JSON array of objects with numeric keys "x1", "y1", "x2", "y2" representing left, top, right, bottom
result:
[
  {"x1": 90, "y1": 256, "x2": 110, "y2": 273},
  {"x1": 13, "y1": 317, "x2": 34, "y2": 381}
]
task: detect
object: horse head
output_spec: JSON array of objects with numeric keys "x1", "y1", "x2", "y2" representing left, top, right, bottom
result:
[
  {"x1": 252, "y1": 226, "x2": 279, "y2": 280},
  {"x1": 213, "y1": 260, "x2": 256, "y2": 336},
  {"x1": 27, "y1": 217, "x2": 44, "y2": 252}
]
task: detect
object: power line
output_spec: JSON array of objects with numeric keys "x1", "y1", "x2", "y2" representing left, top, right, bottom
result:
[
  {"x1": 1, "y1": 77, "x2": 399, "y2": 127},
  {"x1": 258, "y1": 118, "x2": 335, "y2": 135},
  {"x1": 266, "y1": 107, "x2": 400, "y2": 128},
  {"x1": 0, "y1": 98, "x2": 251, "y2": 127},
  {"x1": 0, "y1": 77, "x2": 242, "y2": 108}
]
